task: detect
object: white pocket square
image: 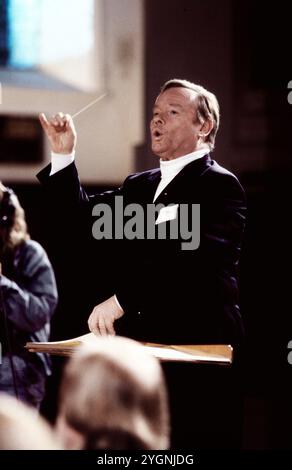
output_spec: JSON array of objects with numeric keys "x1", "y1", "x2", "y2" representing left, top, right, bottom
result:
[{"x1": 155, "y1": 204, "x2": 179, "y2": 225}]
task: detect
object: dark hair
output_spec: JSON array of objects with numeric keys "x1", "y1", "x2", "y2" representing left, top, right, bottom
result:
[
  {"x1": 0, "y1": 188, "x2": 16, "y2": 230},
  {"x1": 0, "y1": 183, "x2": 29, "y2": 255},
  {"x1": 161, "y1": 78, "x2": 220, "y2": 151}
]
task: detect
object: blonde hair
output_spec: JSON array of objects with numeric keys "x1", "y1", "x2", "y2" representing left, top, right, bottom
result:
[
  {"x1": 58, "y1": 337, "x2": 170, "y2": 450},
  {"x1": 0, "y1": 183, "x2": 29, "y2": 254},
  {"x1": 161, "y1": 78, "x2": 220, "y2": 151},
  {"x1": 0, "y1": 394, "x2": 61, "y2": 450}
]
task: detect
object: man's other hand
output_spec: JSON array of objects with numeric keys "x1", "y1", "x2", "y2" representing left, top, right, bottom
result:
[
  {"x1": 88, "y1": 296, "x2": 124, "y2": 336},
  {"x1": 39, "y1": 112, "x2": 77, "y2": 154}
]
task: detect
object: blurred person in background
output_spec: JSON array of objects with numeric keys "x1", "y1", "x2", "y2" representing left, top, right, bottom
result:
[{"x1": 0, "y1": 182, "x2": 58, "y2": 408}]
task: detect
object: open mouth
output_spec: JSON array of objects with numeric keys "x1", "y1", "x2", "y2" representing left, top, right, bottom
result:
[{"x1": 153, "y1": 129, "x2": 163, "y2": 139}]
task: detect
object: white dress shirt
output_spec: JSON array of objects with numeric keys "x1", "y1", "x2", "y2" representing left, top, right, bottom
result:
[
  {"x1": 50, "y1": 152, "x2": 75, "y2": 175},
  {"x1": 153, "y1": 148, "x2": 209, "y2": 202}
]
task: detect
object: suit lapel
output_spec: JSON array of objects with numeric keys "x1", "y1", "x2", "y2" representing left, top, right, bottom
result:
[
  {"x1": 154, "y1": 154, "x2": 212, "y2": 204},
  {"x1": 142, "y1": 169, "x2": 161, "y2": 202}
]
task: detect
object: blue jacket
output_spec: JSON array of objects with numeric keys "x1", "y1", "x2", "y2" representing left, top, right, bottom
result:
[{"x1": 0, "y1": 239, "x2": 58, "y2": 375}]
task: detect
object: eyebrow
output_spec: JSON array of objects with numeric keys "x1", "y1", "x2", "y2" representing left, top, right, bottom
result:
[{"x1": 153, "y1": 103, "x2": 183, "y2": 111}]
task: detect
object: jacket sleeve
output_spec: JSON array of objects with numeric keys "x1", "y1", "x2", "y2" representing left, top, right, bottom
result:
[
  {"x1": 37, "y1": 162, "x2": 125, "y2": 208},
  {"x1": 0, "y1": 241, "x2": 58, "y2": 333}
]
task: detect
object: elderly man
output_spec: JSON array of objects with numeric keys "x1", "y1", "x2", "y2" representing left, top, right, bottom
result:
[
  {"x1": 37, "y1": 79, "x2": 246, "y2": 348},
  {"x1": 37, "y1": 79, "x2": 246, "y2": 448}
]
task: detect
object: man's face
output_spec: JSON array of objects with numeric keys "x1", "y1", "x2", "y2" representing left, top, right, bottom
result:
[{"x1": 150, "y1": 87, "x2": 203, "y2": 160}]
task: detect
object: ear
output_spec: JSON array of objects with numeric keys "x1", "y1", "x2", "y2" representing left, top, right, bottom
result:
[{"x1": 199, "y1": 118, "x2": 213, "y2": 138}]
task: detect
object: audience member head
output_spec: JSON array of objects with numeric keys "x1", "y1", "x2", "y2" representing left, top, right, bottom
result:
[
  {"x1": 0, "y1": 393, "x2": 61, "y2": 449},
  {"x1": 56, "y1": 336, "x2": 170, "y2": 450}
]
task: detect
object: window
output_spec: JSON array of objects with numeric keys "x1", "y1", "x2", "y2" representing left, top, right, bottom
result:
[
  {"x1": 1, "y1": 0, "x2": 95, "y2": 68},
  {"x1": 0, "y1": 0, "x2": 101, "y2": 91}
]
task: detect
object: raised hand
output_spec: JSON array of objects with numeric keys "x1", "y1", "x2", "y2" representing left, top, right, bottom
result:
[{"x1": 39, "y1": 112, "x2": 77, "y2": 154}]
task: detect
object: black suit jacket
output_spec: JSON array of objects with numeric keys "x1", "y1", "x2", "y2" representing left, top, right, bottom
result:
[{"x1": 37, "y1": 154, "x2": 246, "y2": 347}]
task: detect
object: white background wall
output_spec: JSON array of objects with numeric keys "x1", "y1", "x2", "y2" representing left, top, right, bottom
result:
[{"x1": 0, "y1": 0, "x2": 144, "y2": 184}]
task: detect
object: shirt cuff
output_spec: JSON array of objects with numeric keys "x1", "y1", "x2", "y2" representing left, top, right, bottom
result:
[
  {"x1": 50, "y1": 151, "x2": 75, "y2": 176},
  {"x1": 114, "y1": 294, "x2": 124, "y2": 312}
]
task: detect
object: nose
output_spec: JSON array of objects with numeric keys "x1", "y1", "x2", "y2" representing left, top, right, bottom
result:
[{"x1": 153, "y1": 114, "x2": 164, "y2": 125}]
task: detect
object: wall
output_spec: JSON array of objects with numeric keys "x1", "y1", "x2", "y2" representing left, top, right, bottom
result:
[
  {"x1": 140, "y1": 0, "x2": 292, "y2": 176},
  {"x1": 0, "y1": 0, "x2": 144, "y2": 184},
  {"x1": 140, "y1": 0, "x2": 234, "y2": 171},
  {"x1": 142, "y1": 0, "x2": 292, "y2": 451}
]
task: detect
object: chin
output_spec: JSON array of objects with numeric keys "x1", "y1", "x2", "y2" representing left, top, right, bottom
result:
[
  {"x1": 152, "y1": 144, "x2": 163, "y2": 157},
  {"x1": 151, "y1": 146, "x2": 159, "y2": 156}
]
